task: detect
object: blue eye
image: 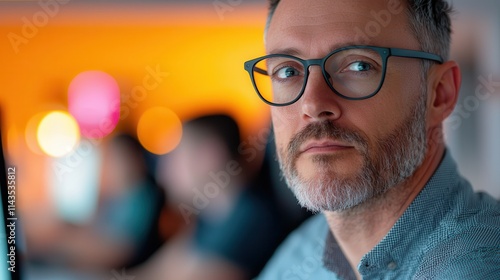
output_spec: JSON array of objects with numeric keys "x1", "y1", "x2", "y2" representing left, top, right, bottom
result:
[
  {"x1": 276, "y1": 67, "x2": 301, "y2": 79},
  {"x1": 347, "y1": 61, "x2": 372, "y2": 72}
]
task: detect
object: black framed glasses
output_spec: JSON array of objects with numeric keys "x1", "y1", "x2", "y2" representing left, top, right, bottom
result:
[{"x1": 244, "y1": 45, "x2": 443, "y2": 106}]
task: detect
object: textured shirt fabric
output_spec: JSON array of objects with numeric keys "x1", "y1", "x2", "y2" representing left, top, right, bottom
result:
[{"x1": 258, "y1": 151, "x2": 500, "y2": 280}]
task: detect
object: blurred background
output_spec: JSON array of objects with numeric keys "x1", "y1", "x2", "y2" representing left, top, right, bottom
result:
[{"x1": 0, "y1": 0, "x2": 499, "y2": 279}]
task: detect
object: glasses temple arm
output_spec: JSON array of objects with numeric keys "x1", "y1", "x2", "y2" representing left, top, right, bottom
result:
[
  {"x1": 390, "y1": 48, "x2": 444, "y2": 64},
  {"x1": 253, "y1": 67, "x2": 269, "y2": 76}
]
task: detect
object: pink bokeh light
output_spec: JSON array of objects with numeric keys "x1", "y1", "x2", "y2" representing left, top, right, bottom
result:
[{"x1": 68, "y1": 71, "x2": 120, "y2": 139}]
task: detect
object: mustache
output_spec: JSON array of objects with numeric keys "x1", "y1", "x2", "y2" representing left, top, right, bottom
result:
[{"x1": 287, "y1": 121, "x2": 367, "y2": 159}]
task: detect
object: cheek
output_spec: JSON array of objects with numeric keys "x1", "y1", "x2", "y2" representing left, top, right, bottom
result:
[
  {"x1": 352, "y1": 79, "x2": 417, "y2": 140},
  {"x1": 271, "y1": 108, "x2": 297, "y2": 153}
]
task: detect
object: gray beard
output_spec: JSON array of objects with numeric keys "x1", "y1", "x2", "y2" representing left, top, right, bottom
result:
[{"x1": 277, "y1": 93, "x2": 428, "y2": 213}]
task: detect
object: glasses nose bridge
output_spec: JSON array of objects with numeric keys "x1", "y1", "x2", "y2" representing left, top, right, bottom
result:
[
  {"x1": 303, "y1": 58, "x2": 330, "y2": 89},
  {"x1": 304, "y1": 58, "x2": 324, "y2": 73}
]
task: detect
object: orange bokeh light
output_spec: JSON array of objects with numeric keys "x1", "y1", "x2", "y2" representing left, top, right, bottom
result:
[{"x1": 137, "y1": 107, "x2": 183, "y2": 155}]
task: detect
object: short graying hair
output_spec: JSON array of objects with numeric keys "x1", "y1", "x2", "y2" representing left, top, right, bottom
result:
[{"x1": 266, "y1": 0, "x2": 453, "y2": 65}]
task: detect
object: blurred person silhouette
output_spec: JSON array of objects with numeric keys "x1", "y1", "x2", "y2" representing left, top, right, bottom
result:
[
  {"x1": 95, "y1": 133, "x2": 166, "y2": 268},
  {"x1": 28, "y1": 134, "x2": 167, "y2": 272},
  {"x1": 137, "y1": 114, "x2": 288, "y2": 280}
]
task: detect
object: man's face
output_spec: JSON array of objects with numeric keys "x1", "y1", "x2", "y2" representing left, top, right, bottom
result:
[{"x1": 267, "y1": 0, "x2": 430, "y2": 212}]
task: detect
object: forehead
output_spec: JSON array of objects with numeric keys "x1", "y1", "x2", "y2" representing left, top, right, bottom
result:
[{"x1": 266, "y1": 0, "x2": 417, "y2": 56}]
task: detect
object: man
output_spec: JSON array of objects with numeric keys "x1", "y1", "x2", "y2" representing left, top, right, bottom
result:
[{"x1": 243, "y1": 0, "x2": 500, "y2": 279}]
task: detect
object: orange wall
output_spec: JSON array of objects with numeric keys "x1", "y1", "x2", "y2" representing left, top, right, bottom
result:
[{"x1": 0, "y1": 3, "x2": 271, "y2": 211}]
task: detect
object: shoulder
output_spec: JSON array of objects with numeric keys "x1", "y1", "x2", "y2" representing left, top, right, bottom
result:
[
  {"x1": 449, "y1": 177, "x2": 500, "y2": 238},
  {"x1": 439, "y1": 245, "x2": 500, "y2": 279},
  {"x1": 258, "y1": 214, "x2": 334, "y2": 280},
  {"x1": 415, "y1": 184, "x2": 500, "y2": 279},
  {"x1": 416, "y1": 239, "x2": 500, "y2": 279}
]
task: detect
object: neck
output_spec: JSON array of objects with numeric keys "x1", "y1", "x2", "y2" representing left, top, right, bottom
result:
[{"x1": 324, "y1": 137, "x2": 445, "y2": 277}]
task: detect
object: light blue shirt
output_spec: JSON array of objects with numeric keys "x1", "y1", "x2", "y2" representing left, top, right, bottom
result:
[{"x1": 259, "y1": 151, "x2": 500, "y2": 279}]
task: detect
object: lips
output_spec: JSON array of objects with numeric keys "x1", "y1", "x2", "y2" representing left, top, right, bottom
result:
[{"x1": 300, "y1": 140, "x2": 354, "y2": 154}]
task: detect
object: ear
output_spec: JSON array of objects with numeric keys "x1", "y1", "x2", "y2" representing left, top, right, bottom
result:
[{"x1": 427, "y1": 61, "x2": 462, "y2": 127}]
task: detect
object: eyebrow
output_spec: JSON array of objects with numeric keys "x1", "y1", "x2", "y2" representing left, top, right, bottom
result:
[
  {"x1": 268, "y1": 41, "x2": 363, "y2": 57},
  {"x1": 268, "y1": 47, "x2": 302, "y2": 56}
]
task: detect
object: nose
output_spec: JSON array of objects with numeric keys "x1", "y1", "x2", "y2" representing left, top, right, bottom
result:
[{"x1": 300, "y1": 66, "x2": 342, "y2": 122}]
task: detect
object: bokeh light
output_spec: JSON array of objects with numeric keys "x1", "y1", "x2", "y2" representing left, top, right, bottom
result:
[
  {"x1": 68, "y1": 71, "x2": 120, "y2": 139},
  {"x1": 25, "y1": 104, "x2": 68, "y2": 155},
  {"x1": 25, "y1": 112, "x2": 47, "y2": 155},
  {"x1": 49, "y1": 141, "x2": 101, "y2": 224},
  {"x1": 137, "y1": 107, "x2": 183, "y2": 155},
  {"x1": 37, "y1": 111, "x2": 81, "y2": 158}
]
